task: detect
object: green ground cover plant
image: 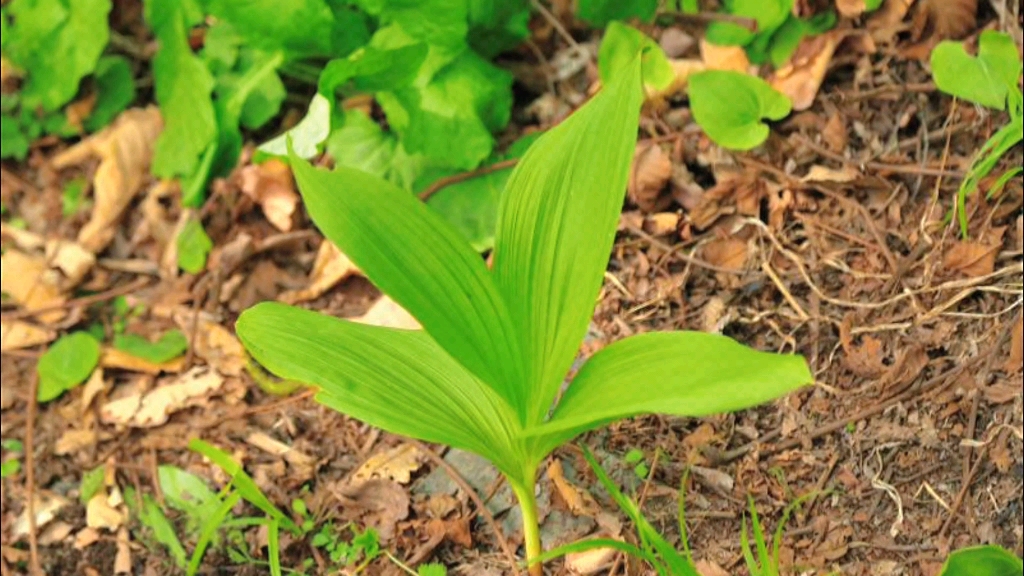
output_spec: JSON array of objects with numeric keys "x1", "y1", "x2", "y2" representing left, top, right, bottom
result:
[{"x1": 236, "y1": 55, "x2": 812, "y2": 574}]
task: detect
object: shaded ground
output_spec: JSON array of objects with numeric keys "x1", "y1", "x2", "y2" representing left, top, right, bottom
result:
[{"x1": 2, "y1": 2, "x2": 1023, "y2": 575}]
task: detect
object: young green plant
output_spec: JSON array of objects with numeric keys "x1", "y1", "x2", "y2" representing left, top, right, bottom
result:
[{"x1": 237, "y1": 55, "x2": 812, "y2": 574}]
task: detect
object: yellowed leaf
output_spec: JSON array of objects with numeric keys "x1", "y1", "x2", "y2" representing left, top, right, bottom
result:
[
  {"x1": 86, "y1": 492, "x2": 124, "y2": 531},
  {"x1": 352, "y1": 444, "x2": 424, "y2": 485},
  {"x1": 279, "y1": 241, "x2": 360, "y2": 304},
  {"x1": 246, "y1": 432, "x2": 317, "y2": 474},
  {"x1": 39, "y1": 521, "x2": 75, "y2": 546},
  {"x1": 239, "y1": 159, "x2": 300, "y2": 232},
  {"x1": 13, "y1": 492, "x2": 69, "y2": 538},
  {"x1": 45, "y1": 239, "x2": 96, "y2": 287},
  {"x1": 802, "y1": 165, "x2": 861, "y2": 183},
  {"x1": 701, "y1": 238, "x2": 749, "y2": 272},
  {"x1": 650, "y1": 59, "x2": 706, "y2": 101},
  {"x1": 114, "y1": 527, "x2": 132, "y2": 574},
  {"x1": 628, "y1": 141, "x2": 673, "y2": 212},
  {"x1": 52, "y1": 107, "x2": 163, "y2": 253},
  {"x1": 55, "y1": 429, "x2": 98, "y2": 455},
  {"x1": 700, "y1": 39, "x2": 751, "y2": 73},
  {"x1": 74, "y1": 527, "x2": 101, "y2": 550},
  {"x1": 100, "y1": 368, "x2": 224, "y2": 428},
  {"x1": 643, "y1": 212, "x2": 680, "y2": 236},
  {"x1": 0, "y1": 250, "x2": 66, "y2": 323},
  {"x1": 0, "y1": 320, "x2": 56, "y2": 351},
  {"x1": 566, "y1": 545, "x2": 618, "y2": 575},
  {"x1": 548, "y1": 459, "x2": 598, "y2": 516},
  {"x1": 770, "y1": 32, "x2": 841, "y2": 111},
  {"x1": 100, "y1": 347, "x2": 186, "y2": 375},
  {"x1": 81, "y1": 368, "x2": 109, "y2": 414},
  {"x1": 354, "y1": 296, "x2": 421, "y2": 330},
  {"x1": 172, "y1": 310, "x2": 247, "y2": 376}
]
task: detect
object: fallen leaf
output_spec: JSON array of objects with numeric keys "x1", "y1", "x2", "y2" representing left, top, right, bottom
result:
[
  {"x1": 279, "y1": 241, "x2": 359, "y2": 304},
  {"x1": 100, "y1": 368, "x2": 224, "y2": 428},
  {"x1": 39, "y1": 521, "x2": 75, "y2": 546},
  {"x1": 695, "y1": 560, "x2": 731, "y2": 576},
  {"x1": 914, "y1": 0, "x2": 977, "y2": 40},
  {"x1": 0, "y1": 321, "x2": 56, "y2": 351},
  {"x1": 802, "y1": 165, "x2": 861, "y2": 183},
  {"x1": 984, "y1": 381, "x2": 1022, "y2": 405},
  {"x1": 651, "y1": 58, "x2": 706, "y2": 100},
  {"x1": 45, "y1": 239, "x2": 96, "y2": 287},
  {"x1": 822, "y1": 113, "x2": 849, "y2": 152},
  {"x1": 700, "y1": 39, "x2": 751, "y2": 73},
  {"x1": 1008, "y1": 316, "x2": 1023, "y2": 373},
  {"x1": 943, "y1": 241, "x2": 1000, "y2": 278},
  {"x1": 840, "y1": 317, "x2": 888, "y2": 378},
  {"x1": 114, "y1": 527, "x2": 132, "y2": 574},
  {"x1": 701, "y1": 238, "x2": 748, "y2": 272},
  {"x1": 13, "y1": 493, "x2": 70, "y2": 538},
  {"x1": 352, "y1": 444, "x2": 425, "y2": 485},
  {"x1": 689, "y1": 170, "x2": 765, "y2": 229},
  {"x1": 643, "y1": 212, "x2": 680, "y2": 236},
  {"x1": 239, "y1": 159, "x2": 300, "y2": 232},
  {"x1": 55, "y1": 429, "x2": 98, "y2": 455},
  {"x1": 836, "y1": 0, "x2": 873, "y2": 18},
  {"x1": 74, "y1": 527, "x2": 101, "y2": 550},
  {"x1": 354, "y1": 296, "x2": 421, "y2": 330},
  {"x1": 81, "y1": 368, "x2": 109, "y2": 414},
  {"x1": 628, "y1": 141, "x2": 673, "y2": 213},
  {"x1": 52, "y1": 107, "x2": 163, "y2": 253},
  {"x1": 86, "y1": 492, "x2": 124, "y2": 531},
  {"x1": 867, "y1": 0, "x2": 916, "y2": 34},
  {"x1": 171, "y1": 310, "x2": 247, "y2": 376},
  {"x1": 336, "y1": 479, "x2": 410, "y2": 542},
  {"x1": 246, "y1": 432, "x2": 317, "y2": 476},
  {"x1": 0, "y1": 250, "x2": 67, "y2": 323},
  {"x1": 548, "y1": 459, "x2": 598, "y2": 516},
  {"x1": 770, "y1": 32, "x2": 841, "y2": 111},
  {"x1": 101, "y1": 347, "x2": 186, "y2": 375},
  {"x1": 566, "y1": 544, "x2": 619, "y2": 575}
]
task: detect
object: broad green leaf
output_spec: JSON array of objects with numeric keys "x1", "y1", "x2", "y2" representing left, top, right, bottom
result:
[
  {"x1": 491, "y1": 55, "x2": 644, "y2": 424},
  {"x1": 466, "y1": 0, "x2": 531, "y2": 58},
  {"x1": 533, "y1": 332, "x2": 811, "y2": 446},
  {"x1": 767, "y1": 12, "x2": 836, "y2": 68},
  {"x1": 287, "y1": 154, "x2": 528, "y2": 414},
  {"x1": 259, "y1": 94, "x2": 331, "y2": 159},
  {"x1": 7, "y1": 0, "x2": 111, "y2": 111},
  {"x1": 0, "y1": 459, "x2": 20, "y2": 478},
  {"x1": 113, "y1": 330, "x2": 188, "y2": 363},
  {"x1": 205, "y1": 0, "x2": 335, "y2": 58},
  {"x1": 176, "y1": 217, "x2": 213, "y2": 274},
  {"x1": 325, "y1": 109, "x2": 426, "y2": 191},
  {"x1": 236, "y1": 303, "x2": 527, "y2": 479},
  {"x1": 61, "y1": 178, "x2": 87, "y2": 216},
  {"x1": 0, "y1": 115, "x2": 29, "y2": 160},
  {"x1": 417, "y1": 563, "x2": 448, "y2": 576},
  {"x1": 319, "y1": 43, "x2": 427, "y2": 96},
  {"x1": 158, "y1": 465, "x2": 221, "y2": 534},
  {"x1": 931, "y1": 31, "x2": 1023, "y2": 111},
  {"x1": 147, "y1": 0, "x2": 217, "y2": 178},
  {"x1": 577, "y1": 0, "x2": 658, "y2": 26},
  {"x1": 940, "y1": 546, "x2": 1023, "y2": 576},
  {"x1": 598, "y1": 22, "x2": 675, "y2": 92},
  {"x1": 37, "y1": 332, "x2": 100, "y2": 403},
  {"x1": 139, "y1": 494, "x2": 188, "y2": 568},
  {"x1": 79, "y1": 465, "x2": 105, "y2": 504},
  {"x1": 379, "y1": 0, "x2": 468, "y2": 48},
  {"x1": 688, "y1": 70, "x2": 792, "y2": 150},
  {"x1": 85, "y1": 56, "x2": 136, "y2": 132}
]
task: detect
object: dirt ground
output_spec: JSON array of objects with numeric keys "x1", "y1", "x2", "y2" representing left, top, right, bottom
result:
[{"x1": 1, "y1": 1, "x2": 1022, "y2": 575}]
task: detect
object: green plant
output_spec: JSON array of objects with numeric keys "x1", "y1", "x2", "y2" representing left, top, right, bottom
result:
[
  {"x1": 1, "y1": 439, "x2": 23, "y2": 479},
  {"x1": 113, "y1": 329, "x2": 189, "y2": 363},
  {"x1": 624, "y1": 448, "x2": 650, "y2": 480},
  {"x1": 930, "y1": 31, "x2": 1024, "y2": 237},
  {"x1": 940, "y1": 545, "x2": 1024, "y2": 576},
  {"x1": 237, "y1": 55, "x2": 811, "y2": 574},
  {"x1": 705, "y1": 0, "x2": 837, "y2": 67},
  {"x1": 36, "y1": 331, "x2": 100, "y2": 403}
]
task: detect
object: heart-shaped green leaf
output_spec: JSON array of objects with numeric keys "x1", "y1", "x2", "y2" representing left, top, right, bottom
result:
[
  {"x1": 931, "y1": 31, "x2": 1023, "y2": 111},
  {"x1": 940, "y1": 545, "x2": 1024, "y2": 576},
  {"x1": 688, "y1": 70, "x2": 792, "y2": 150}
]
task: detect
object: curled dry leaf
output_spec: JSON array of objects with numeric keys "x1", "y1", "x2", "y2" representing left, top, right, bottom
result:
[
  {"x1": 336, "y1": 479, "x2": 410, "y2": 542},
  {"x1": 913, "y1": 0, "x2": 977, "y2": 40},
  {"x1": 114, "y1": 527, "x2": 132, "y2": 574},
  {"x1": 354, "y1": 295, "x2": 422, "y2": 330},
  {"x1": 840, "y1": 317, "x2": 888, "y2": 378},
  {"x1": 701, "y1": 238, "x2": 749, "y2": 272},
  {"x1": 351, "y1": 444, "x2": 425, "y2": 485},
  {"x1": 771, "y1": 32, "x2": 841, "y2": 111},
  {"x1": 52, "y1": 107, "x2": 163, "y2": 253},
  {"x1": 943, "y1": 235, "x2": 1004, "y2": 278},
  {"x1": 547, "y1": 458, "x2": 598, "y2": 516},
  {"x1": 279, "y1": 241, "x2": 359, "y2": 304},
  {"x1": 54, "y1": 429, "x2": 98, "y2": 455},
  {"x1": 13, "y1": 492, "x2": 70, "y2": 538},
  {"x1": 0, "y1": 320, "x2": 56, "y2": 351},
  {"x1": 239, "y1": 159, "x2": 300, "y2": 232},
  {"x1": 566, "y1": 545, "x2": 619, "y2": 575},
  {"x1": 86, "y1": 491, "x2": 125, "y2": 531},
  {"x1": 0, "y1": 250, "x2": 66, "y2": 323},
  {"x1": 628, "y1": 141, "x2": 673, "y2": 212},
  {"x1": 171, "y1": 309, "x2": 247, "y2": 376},
  {"x1": 700, "y1": 39, "x2": 751, "y2": 73},
  {"x1": 802, "y1": 165, "x2": 861, "y2": 183},
  {"x1": 246, "y1": 432, "x2": 317, "y2": 475},
  {"x1": 101, "y1": 368, "x2": 224, "y2": 428},
  {"x1": 101, "y1": 347, "x2": 186, "y2": 375},
  {"x1": 643, "y1": 212, "x2": 681, "y2": 236}
]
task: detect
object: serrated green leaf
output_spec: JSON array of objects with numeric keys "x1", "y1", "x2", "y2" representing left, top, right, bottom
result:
[
  {"x1": 531, "y1": 332, "x2": 811, "y2": 448},
  {"x1": 140, "y1": 494, "x2": 188, "y2": 568},
  {"x1": 285, "y1": 155, "x2": 528, "y2": 415},
  {"x1": 113, "y1": 330, "x2": 188, "y2": 363},
  {"x1": 688, "y1": 70, "x2": 792, "y2": 150},
  {"x1": 931, "y1": 31, "x2": 1023, "y2": 111},
  {"x1": 205, "y1": 0, "x2": 335, "y2": 58},
  {"x1": 85, "y1": 56, "x2": 136, "y2": 132},
  {"x1": 1, "y1": 115, "x2": 30, "y2": 160},
  {"x1": 7, "y1": 0, "x2": 111, "y2": 111},
  {"x1": 577, "y1": 0, "x2": 658, "y2": 26},
  {"x1": 176, "y1": 217, "x2": 212, "y2": 274},
  {"x1": 37, "y1": 332, "x2": 100, "y2": 403},
  {"x1": 235, "y1": 303, "x2": 526, "y2": 478},
  {"x1": 79, "y1": 465, "x2": 105, "y2": 504},
  {"x1": 259, "y1": 94, "x2": 331, "y2": 159},
  {"x1": 147, "y1": 0, "x2": 217, "y2": 179},
  {"x1": 598, "y1": 22, "x2": 675, "y2": 92},
  {"x1": 940, "y1": 545, "x2": 1023, "y2": 576},
  {"x1": 491, "y1": 55, "x2": 644, "y2": 425}
]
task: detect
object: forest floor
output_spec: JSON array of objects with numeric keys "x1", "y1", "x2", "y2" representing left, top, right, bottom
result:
[{"x1": 1, "y1": 1, "x2": 1022, "y2": 575}]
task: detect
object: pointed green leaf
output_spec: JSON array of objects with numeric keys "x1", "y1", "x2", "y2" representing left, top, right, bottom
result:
[
  {"x1": 113, "y1": 330, "x2": 188, "y2": 364},
  {"x1": 531, "y1": 332, "x2": 811, "y2": 445},
  {"x1": 259, "y1": 94, "x2": 331, "y2": 159},
  {"x1": 236, "y1": 303, "x2": 524, "y2": 475},
  {"x1": 940, "y1": 545, "x2": 1023, "y2": 576},
  {"x1": 598, "y1": 22, "x2": 674, "y2": 92},
  {"x1": 37, "y1": 332, "x2": 101, "y2": 403},
  {"x1": 288, "y1": 155, "x2": 528, "y2": 415},
  {"x1": 688, "y1": 70, "x2": 792, "y2": 151},
  {"x1": 931, "y1": 31, "x2": 1022, "y2": 111},
  {"x1": 491, "y1": 56, "x2": 644, "y2": 423}
]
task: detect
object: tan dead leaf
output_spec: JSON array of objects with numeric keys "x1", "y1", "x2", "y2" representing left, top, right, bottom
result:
[
  {"x1": 548, "y1": 458, "x2": 599, "y2": 516},
  {"x1": 336, "y1": 479, "x2": 410, "y2": 542},
  {"x1": 172, "y1": 310, "x2": 247, "y2": 376},
  {"x1": 566, "y1": 544, "x2": 619, "y2": 575},
  {"x1": 0, "y1": 320, "x2": 56, "y2": 351},
  {"x1": 13, "y1": 492, "x2": 70, "y2": 538},
  {"x1": 802, "y1": 165, "x2": 861, "y2": 183},
  {"x1": 279, "y1": 241, "x2": 359, "y2": 304},
  {"x1": 643, "y1": 212, "x2": 680, "y2": 236},
  {"x1": 39, "y1": 521, "x2": 76, "y2": 546},
  {"x1": 101, "y1": 347, "x2": 186, "y2": 375},
  {"x1": 628, "y1": 141, "x2": 673, "y2": 212},
  {"x1": 822, "y1": 113, "x2": 849, "y2": 152},
  {"x1": 86, "y1": 492, "x2": 124, "y2": 531},
  {"x1": 74, "y1": 527, "x2": 102, "y2": 550},
  {"x1": 840, "y1": 317, "x2": 888, "y2": 378},
  {"x1": 690, "y1": 465, "x2": 735, "y2": 492},
  {"x1": 55, "y1": 429, "x2": 98, "y2": 455},
  {"x1": 81, "y1": 368, "x2": 109, "y2": 414},
  {"x1": 867, "y1": 0, "x2": 916, "y2": 31},
  {"x1": 983, "y1": 381, "x2": 1021, "y2": 405},
  {"x1": 689, "y1": 170, "x2": 765, "y2": 230},
  {"x1": 246, "y1": 432, "x2": 317, "y2": 476},
  {"x1": 650, "y1": 59, "x2": 706, "y2": 101},
  {"x1": 52, "y1": 107, "x2": 163, "y2": 253},
  {"x1": 696, "y1": 560, "x2": 731, "y2": 576},
  {"x1": 0, "y1": 250, "x2": 66, "y2": 323},
  {"x1": 1007, "y1": 316, "x2": 1023, "y2": 373},
  {"x1": 66, "y1": 93, "x2": 98, "y2": 133},
  {"x1": 100, "y1": 368, "x2": 224, "y2": 428},
  {"x1": 914, "y1": 0, "x2": 977, "y2": 40},
  {"x1": 114, "y1": 527, "x2": 132, "y2": 574},
  {"x1": 239, "y1": 159, "x2": 300, "y2": 232},
  {"x1": 770, "y1": 32, "x2": 841, "y2": 111},
  {"x1": 352, "y1": 444, "x2": 424, "y2": 485},
  {"x1": 836, "y1": 0, "x2": 872, "y2": 18},
  {"x1": 943, "y1": 241, "x2": 1000, "y2": 278},
  {"x1": 701, "y1": 238, "x2": 748, "y2": 272},
  {"x1": 700, "y1": 39, "x2": 751, "y2": 73},
  {"x1": 354, "y1": 296, "x2": 421, "y2": 330},
  {"x1": 990, "y1": 432, "x2": 1013, "y2": 473},
  {"x1": 45, "y1": 239, "x2": 96, "y2": 287}
]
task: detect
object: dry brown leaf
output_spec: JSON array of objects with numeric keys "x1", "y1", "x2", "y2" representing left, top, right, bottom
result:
[
  {"x1": 81, "y1": 368, "x2": 109, "y2": 414},
  {"x1": 0, "y1": 320, "x2": 56, "y2": 351},
  {"x1": 279, "y1": 241, "x2": 359, "y2": 304},
  {"x1": 352, "y1": 444, "x2": 424, "y2": 485},
  {"x1": 802, "y1": 165, "x2": 861, "y2": 183},
  {"x1": 239, "y1": 159, "x2": 300, "y2": 232},
  {"x1": 45, "y1": 239, "x2": 96, "y2": 287},
  {"x1": 101, "y1": 348, "x2": 186, "y2": 375},
  {"x1": 65, "y1": 93, "x2": 98, "y2": 133},
  {"x1": 354, "y1": 296, "x2": 421, "y2": 330},
  {"x1": 0, "y1": 56, "x2": 22, "y2": 83},
  {"x1": 100, "y1": 368, "x2": 224, "y2": 428},
  {"x1": 689, "y1": 170, "x2": 765, "y2": 230},
  {"x1": 566, "y1": 544, "x2": 619, "y2": 575},
  {"x1": 984, "y1": 381, "x2": 1022, "y2": 404},
  {"x1": 701, "y1": 238, "x2": 748, "y2": 272},
  {"x1": 52, "y1": 107, "x2": 163, "y2": 253},
  {"x1": 628, "y1": 141, "x2": 673, "y2": 212},
  {"x1": 13, "y1": 492, "x2": 69, "y2": 538},
  {"x1": 700, "y1": 39, "x2": 751, "y2": 72},
  {"x1": 695, "y1": 560, "x2": 731, "y2": 576},
  {"x1": 74, "y1": 527, "x2": 101, "y2": 550},
  {"x1": 770, "y1": 32, "x2": 841, "y2": 111},
  {"x1": 914, "y1": 0, "x2": 977, "y2": 40},
  {"x1": 246, "y1": 432, "x2": 317, "y2": 475},
  {"x1": 39, "y1": 521, "x2": 76, "y2": 546},
  {"x1": 1008, "y1": 316, "x2": 1023, "y2": 373},
  {"x1": 336, "y1": 479, "x2": 410, "y2": 542},
  {"x1": 86, "y1": 492, "x2": 124, "y2": 531},
  {"x1": 840, "y1": 317, "x2": 888, "y2": 378},
  {"x1": 867, "y1": 0, "x2": 916, "y2": 32},
  {"x1": 943, "y1": 241, "x2": 1000, "y2": 278},
  {"x1": 822, "y1": 113, "x2": 849, "y2": 152},
  {"x1": 548, "y1": 459, "x2": 599, "y2": 516},
  {"x1": 114, "y1": 527, "x2": 132, "y2": 574},
  {"x1": 171, "y1": 310, "x2": 247, "y2": 376},
  {"x1": 0, "y1": 250, "x2": 66, "y2": 323},
  {"x1": 55, "y1": 429, "x2": 98, "y2": 455},
  {"x1": 643, "y1": 212, "x2": 680, "y2": 236}
]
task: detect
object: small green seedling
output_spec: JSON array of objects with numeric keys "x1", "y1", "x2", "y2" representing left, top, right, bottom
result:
[
  {"x1": 1, "y1": 439, "x2": 23, "y2": 479},
  {"x1": 940, "y1": 545, "x2": 1023, "y2": 576},
  {"x1": 705, "y1": 0, "x2": 838, "y2": 67},
  {"x1": 36, "y1": 331, "x2": 101, "y2": 403},
  {"x1": 113, "y1": 329, "x2": 189, "y2": 364},
  {"x1": 238, "y1": 55, "x2": 812, "y2": 574},
  {"x1": 624, "y1": 448, "x2": 650, "y2": 480},
  {"x1": 931, "y1": 31, "x2": 1024, "y2": 237},
  {"x1": 176, "y1": 216, "x2": 214, "y2": 274}
]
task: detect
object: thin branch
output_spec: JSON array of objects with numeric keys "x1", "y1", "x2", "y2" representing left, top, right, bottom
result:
[{"x1": 417, "y1": 159, "x2": 520, "y2": 201}]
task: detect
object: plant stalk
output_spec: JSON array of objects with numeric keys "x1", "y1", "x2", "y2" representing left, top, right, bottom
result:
[{"x1": 511, "y1": 479, "x2": 543, "y2": 576}]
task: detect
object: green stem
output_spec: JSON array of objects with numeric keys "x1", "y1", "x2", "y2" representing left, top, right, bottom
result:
[{"x1": 512, "y1": 479, "x2": 543, "y2": 576}]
